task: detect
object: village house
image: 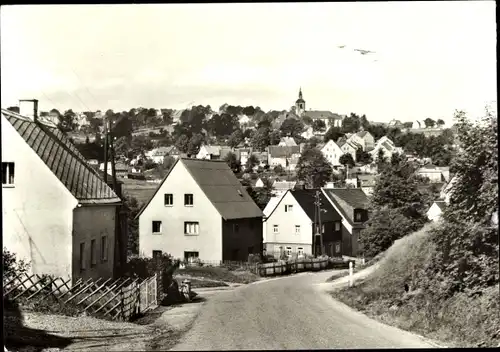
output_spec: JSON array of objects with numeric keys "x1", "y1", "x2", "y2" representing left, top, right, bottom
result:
[
  {"x1": 1, "y1": 108, "x2": 122, "y2": 282},
  {"x1": 267, "y1": 145, "x2": 301, "y2": 170},
  {"x1": 136, "y1": 158, "x2": 263, "y2": 262},
  {"x1": 417, "y1": 164, "x2": 450, "y2": 183},
  {"x1": 263, "y1": 189, "x2": 343, "y2": 259},
  {"x1": 347, "y1": 131, "x2": 375, "y2": 152},
  {"x1": 279, "y1": 136, "x2": 298, "y2": 147},
  {"x1": 254, "y1": 177, "x2": 265, "y2": 188},
  {"x1": 370, "y1": 136, "x2": 404, "y2": 161},
  {"x1": 338, "y1": 139, "x2": 360, "y2": 162},
  {"x1": 234, "y1": 147, "x2": 252, "y2": 166},
  {"x1": 319, "y1": 139, "x2": 343, "y2": 167},
  {"x1": 357, "y1": 174, "x2": 377, "y2": 196},
  {"x1": 146, "y1": 146, "x2": 181, "y2": 164},
  {"x1": 322, "y1": 188, "x2": 370, "y2": 258},
  {"x1": 272, "y1": 180, "x2": 297, "y2": 197},
  {"x1": 196, "y1": 145, "x2": 233, "y2": 160},
  {"x1": 427, "y1": 201, "x2": 447, "y2": 222},
  {"x1": 99, "y1": 161, "x2": 129, "y2": 178}
]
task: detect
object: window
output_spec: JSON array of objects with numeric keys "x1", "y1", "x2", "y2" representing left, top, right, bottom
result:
[
  {"x1": 295, "y1": 225, "x2": 301, "y2": 234},
  {"x1": 2, "y1": 162, "x2": 15, "y2": 186},
  {"x1": 273, "y1": 225, "x2": 279, "y2": 233},
  {"x1": 184, "y1": 194, "x2": 194, "y2": 206},
  {"x1": 152, "y1": 221, "x2": 162, "y2": 234},
  {"x1": 90, "y1": 239, "x2": 97, "y2": 267},
  {"x1": 322, "y1": 224, "x2": 325, "y2": 233},
  {"x1": 184, "y1": 221, "x2": 199, "y2": 235},
  {"x1": 355, "y1": 211, "x2": 362, "y2": 221},
  {"x1": 285, "y1": 204, "x2": 293, "y2": 212},
  {"x1": 233, "y1": 223, "x2": 239, "y2": 233},
  {"x1": 335, "y1": 242, "x2": 341, "y2": 254},
  {"x1": 297, "y1": 247, "x2": 304, "y2": 256},
  {"x1": 285, "y1": 246, "x2": 292, "y2": 256},
  {"x1": 101, "y1": 236, "x2": 108, "y2": 262},
  {"x1": 335, "y1": 222, "x2": 341, "y2": 231},
  {"x1": 79, "y1": 242, "x2": 86, "y2": 271},
  {"x1": 184, "y1": 251, "x2": 199, "y2": 261},
  {"x1": 153, "y1": 250, "x2": 163, "y2": 261},
  {"x1": 164, "y1": 193, "x2": 173, "y2": 206}
]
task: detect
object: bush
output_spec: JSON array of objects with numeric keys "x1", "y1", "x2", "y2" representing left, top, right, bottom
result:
[
  {"x1": 3, "y1": 248, "x2": 30, "y2": 279},
  {"x1": 124, "y1": 253, "x2": 179, "y2": 280}
]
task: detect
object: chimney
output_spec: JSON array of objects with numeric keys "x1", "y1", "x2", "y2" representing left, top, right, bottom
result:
[{"x1": 19, "y1": 99, "x2": 38, "y2": 122}]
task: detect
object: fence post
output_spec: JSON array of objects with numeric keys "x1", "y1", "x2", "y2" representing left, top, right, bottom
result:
[{"x1": 348, "y1": 261, "x2": 354, "y2": 287}]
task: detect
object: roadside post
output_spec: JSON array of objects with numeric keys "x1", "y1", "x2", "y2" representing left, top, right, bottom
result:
[{"x1": 348, "y1": 261, "x2": 354, "y2": 287}]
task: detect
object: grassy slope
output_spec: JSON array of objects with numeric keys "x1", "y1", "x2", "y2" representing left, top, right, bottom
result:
[
  {"x1": 175, "y1": 266, "x2": 261, "y2": 285},
  {"x1": 331, "y1": 223, "x2": 500, "y2": 348}
]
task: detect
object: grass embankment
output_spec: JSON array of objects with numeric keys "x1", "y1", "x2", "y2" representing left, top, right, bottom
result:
[
  {"x1": 174, "y1": 265, "x2": 261, "y2": 288},
  {"x1": 331, "y1": 223, "x2": 500, "y2": 348}
]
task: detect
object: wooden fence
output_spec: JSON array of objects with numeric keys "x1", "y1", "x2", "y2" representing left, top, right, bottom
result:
[{"x1": 2, "y1": 272, "x2": 158, "y2": 321}]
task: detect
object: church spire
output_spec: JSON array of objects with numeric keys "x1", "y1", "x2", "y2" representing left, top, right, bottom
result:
[{"x1": 298, "y1": 87, "x2": 303, "y2": 100}]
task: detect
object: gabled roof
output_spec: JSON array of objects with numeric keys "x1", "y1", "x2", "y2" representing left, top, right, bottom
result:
[
  {"x1": 273, "y1": 180, "x2": 297, "y2": 190},
  {"x1": 263, "y1": 194, "x2": 285, "y2": 218},
  {"x1": 280, "y1": 137, "x2": 297, "y2": 146},
  {"x1": 290, "y1": 189, "x2": 341, "y2": 222},
  {"x1": 136, "y1": 158, "x2": 263, "y2": 220},
  {"x1": 268, "y1": 145, "x2": 300, "y2": 158},
  {"x1": 356, "y1": 131, "x2": 368, "y2": 138},
  {"x1": 2, "y1": 109, "x2": 120, "y2": 205},
  {"x1": 322, "y1": 188, "x2": 369, "y2": 226},
  {"x1": 433, "y1": 201, "x2": 447, "y2": 211}
]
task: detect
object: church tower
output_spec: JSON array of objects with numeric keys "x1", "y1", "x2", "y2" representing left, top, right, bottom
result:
[{"x1": 295, "y1": 87, "x2": 306, "y2": 117}]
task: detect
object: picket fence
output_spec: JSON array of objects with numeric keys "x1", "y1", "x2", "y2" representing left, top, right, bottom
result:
[{"x1": 2, "y1": 272, "x2": 158, "y2": 321}]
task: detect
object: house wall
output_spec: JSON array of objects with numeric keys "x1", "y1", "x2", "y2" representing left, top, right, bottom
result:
[
  {"x1": 1, "y1": 115, "x2": 77, "y2": 279},
  {"x1": 341, "y1": 224, "x2": 361, "y2": 257},
  {"x1": 196, "y1": 147, "x2": 211, "y2": 160},
  {"x1": 263, "y1": 192, "x2": 313, "y2": 256},
  {"x1": 138, "y1": 161, "x2": 223, "y2": 261},
  {"x1": 418, "y1": 171, "x2": 443, "y2": 183},
  {"x1": 268, "y1": 156, "x2": 287, "y2": 168},
  {"x1": 222, "y1": 217, "x2": 263, "y2": 261},
  {"x1": 341, "y1": 144, "x2": 357, "y2": 162},
  {"x1": 72, "y1": 205, "x2": 117, "y2": 282},
  {"x1": 321, "y1": 140, "x2": 342, "y2": 167}
]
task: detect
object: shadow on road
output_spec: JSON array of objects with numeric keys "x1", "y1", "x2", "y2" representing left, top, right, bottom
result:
[{"x1": 3, "y1": 298, "x2": 73, "y2": 352}]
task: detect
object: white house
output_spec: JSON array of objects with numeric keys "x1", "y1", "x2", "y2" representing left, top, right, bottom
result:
[
  {"x1": 272, "y1": 180, "x2": 297, "y2": 197},
  {"x1": 427, "y1": 201, "x2": 446, "y2": 222},
  {"x1": 147, "y1": 146, "x2": 180, "y2": 164},
  {"x1": 320, "y1": 139, "x2": 343, "y2": 167},
  {"x1": 370, "y1": 136, "x2": 404, "y2": 161},
  {"x1": 136, "y1": 158, "x2": 263, "y2": 262},
  {"x1": 338, "y1": 140, "x2": 360, "y2": 162},
  {"x1": 348, "y1": 131, "x2": 375, "y2": 152},
  {"x1": 196, "y1": 145, "x2": 233, "y2": 160},
  {"x1": 1, "y1": 108, "x2": 121, "y2": 282},
  {"x1": 255, "y1": 177, "x2": 265, "y2": 188},
  {"x1": 267, "y1": 146, "x2": 301, "y2": 170},
  {"x1": 417, "y1": 164, "x2": 449, "y2": 183},
  {"x1": 263, "y1": 189, "x2": 343, "y2": 258}
]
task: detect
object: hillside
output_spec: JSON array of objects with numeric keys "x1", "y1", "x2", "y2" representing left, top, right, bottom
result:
[{"x1": 331, "y1": 224, "x2": 500, "y2": 347}]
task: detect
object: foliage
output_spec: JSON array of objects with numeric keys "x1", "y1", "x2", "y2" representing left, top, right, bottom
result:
[
  {"x1": 339, "y1": 153, "x2": 355, "y2": 168},
  {"x1": 312, "y1": 119, "x2": 326, "y2": 132},
  {"x1": 436, "y1": 119, "x2": 445, "y2": 127},
  {"x1": 424, "y1": 118, "x2": 436, "y2": 128},
  {"x1": 74, "y1": 140, "x2": 105, "y2": 162},
  {"x1": 341, "y1": 113, "x2": 367, "y2": 133},
  {"x1": 356, "y1": 148, "x2": 373, "y2": 164},
  {"x1": 123, "y1": 195, "x2": 142, "y2": 256},
  {"x1": 280, "y1": 118, "x2": 304, "y2": 138},
  {"x1": 125, "y1": 253, "x2": 179, "y2": 280},
  {"x1": 296, "y1": 146, "x2": 333, "y2": 188},
  {"x1": 251, "y1": 127, "x2": 271, "y2": 151},
  {"x1": 208, "y1": 113, "x2": 240, "y2": 136},
  {"x1": 323, "y1": 126, "x2": 343, "y2": 143},
  {"x1": 273, "y1": 164, "x2": 285, "y2": 176},
  {"x1": 3, "y1": 248, "x2": 30, "y2": 279},
  {"x1": 224, "y1": 152, "x2": 241, "y2": 173},
  {"x1": 187, "y1": 133, "x2": 205, "y2": 155},
  {"x1": 175, "y1": 134, "x2": 190, "y2": 153},
  {"x1": 245, "y1": 154, "x2": 259, "y2": 171},
  {"x1": 242, "y1": 177, "x2": 274, "y2": 210},
  {"x1": 227, "y1": 129, "x2": 244, "y2": 148},
  {"x1": 58, "y1": 109, "x2": 78, "y2": 132}
]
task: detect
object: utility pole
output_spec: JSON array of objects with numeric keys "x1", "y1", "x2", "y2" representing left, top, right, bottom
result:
[
  {"x1": 314, "y1": 190, "x2": 324, "y2": 256},
  {"x1": 313, "y1": 192, "x2": 318, "y2": 257},
  {"x1": 103, "y1": 116, "x2": 109, "y2": 183}
]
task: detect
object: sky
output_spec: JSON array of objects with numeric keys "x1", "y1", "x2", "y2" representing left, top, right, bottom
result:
[{"x1": 1, "y1": 2, "x2": 497, "y2": 124}]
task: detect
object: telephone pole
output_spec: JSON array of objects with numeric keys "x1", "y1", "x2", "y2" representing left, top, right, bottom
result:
[
  {"x1": 103, "y1": 117, "x2": 109, "y2": 183},
  {"x1": 314, "y1": 190, "x2": 324, "y2": 256}
]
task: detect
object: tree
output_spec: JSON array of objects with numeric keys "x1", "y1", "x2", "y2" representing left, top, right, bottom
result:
[
  {"x1": 124, "y1": 195, "x2": 142, "y2": 255},
  {"x1": 227, "y1": 129, "x2": 244, "y2": 148},
  {"x1": 208, "y1": 113, "x2": 239, "y2": 137},
  {"x1": 187, "y1": 133, "x2": 205, "y2": 155},
  {"x1": 279, "y1": 118, "x2": 304, "y2": 138},
  {"x1": 339, "y1": 153, "x2": 355, "y2": 168},
  {"x1": 273, "y1": 165, "x2": 285, "y2": 176},
  {"x1": 323, "y1": 126, "x2": 343, "y2": 143},
  {"x1": 436, "y1": 119, "x2": 445, "y2": 127},
  {"x1": 175, "y1": 135, "x2": 190, "y2": 153},
  {"x1": 403, "y1": 122, "x2": 413, "y2": 129},
  {"x1": 424, "y1": 118, "x2": 436, "y2": 128},
  {"x1": 269, "y1": 130, "x2": 281, "y2": 145},
  {"x1": 242, "y1": 177, "x2": 274, "y2": 210},
  {"x1": 242, "y1": 106, "x2": 256, "y2": 116},
  {"x1": 296, "y1": 146, "x2": 333, "y2": 188},
  {"x1": 306, "y1": 136, "x2": 322, "y2": 148},
  {"x1": 224, "y1": 152, "x2": 241, "y2": 174},
  {"x1": 245, "y1": 154, "x2": 259, "y2": 171},
  {"x1": 58, "y1": 109, "x2": 77, "y2": 132},
  {"x1": 312, "y1": 119, "x2": 326, "y2": 132},
  {"x1": 341, "y1": 113, "x2": 362, "y2": 133},
  {"x1": 302, "y1": 115, "x2": 313, "y2": 126},
  {"x1": 356, "y1": 148, "x2": 372, "y2": 164},
  {"x1": 251, "y1": 127, "x2": 270, "y2": 151}
]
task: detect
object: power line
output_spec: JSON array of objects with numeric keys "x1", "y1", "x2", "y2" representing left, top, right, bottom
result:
[{"x1": 70, "y1": 68, "x2": 100, "y2": 110}]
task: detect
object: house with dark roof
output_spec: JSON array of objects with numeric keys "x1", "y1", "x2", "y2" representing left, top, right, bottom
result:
[
  {"x1": 196, "y1": 144, "x2": 233, "y2": 161},
  {"x1": 322, "y1": 188, "x2": 370, "y2": 257},
  {"x1": 136, "y1": 158, "x2": 263, "y2": 262},
  {"x1": 1, "y1": 108, "x2": 121, "y2": 282},
  {"x1": 427, "y1": 201, "x2": 447, "y2": 222},
  {"x1": 263, "y1": 189, "x2": 343, "y2": 259}
]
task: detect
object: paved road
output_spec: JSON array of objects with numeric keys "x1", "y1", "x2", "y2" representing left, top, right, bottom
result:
[{"x1": 170, "y1": 270, "x2": 438, "y2": 350}]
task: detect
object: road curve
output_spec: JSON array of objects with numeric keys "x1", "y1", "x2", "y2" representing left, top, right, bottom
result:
[{"x1": 170, "y1": 270, "x2": 438, "y2": 350}]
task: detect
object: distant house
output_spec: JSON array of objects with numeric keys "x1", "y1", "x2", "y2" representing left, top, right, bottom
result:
[
  {"x1": 278, "y1": 137, "x2": 298, "y2": 147},
  {"x1": 272, "y1": 180, "x2": 297, "y2": 196},
  {"x1": 196, "y1": 145, "x2": 233, "y2": 160},
  {"x1": 388, "y1": 119, "x2": 404, "y2": 128},
  {"x1": 234, "y1": 147, "x2": 252, "y2": 166},
  {"x1": 251, "y1": 151, "x2": 268, "y2": 167},
  {"x1": 302, "y1": 110, "x2": 343, "y2": 129},
  {"x1": 255, "y1": 177, "x2": 265, "y2": 188},
  {"x1": 263, "y1": 189, "x2": 343, "y2": 259},
  {"x1": 417, "y1": 164, "x2": 449, "y2": 183},
  {"x1": 301, "y1": 126, "x2": 315, "y2": 139},
  {"x1": 348, "y1": 131, "x2": 375, "y2": 152},
  {"x1": 357, "y1": 174, "x2": 377, "y2": 196},
  {"x1": 136, "y1": 158, "x2": 263, "y2": 262},
  {"x1": 358, "y1": 163, "x2": 378, "y2": 175},
  {"x1": 338, "y1": 140, "x2": 360, "y2": 162},
  {"x1": 370, "y1": 136, "x2": 403, "y2": 161},
  {"x1": 2, "y1": 108, "x2": 121, "y2": 282},
  {"x1": 267, "y1": 146, "x2": 301, "y2": 169},
  {"x1": 427, "y1": 201, "x2": 447, "y2": 222},
  {"x1": 320, "y1": 139, "x2": 343, "y2": 167},
  {"x1": 147, "y1": 146, "x2": 181, "y2": 164},
  {"x1": 99, "y1": 162, "x2": 129, "y2": 178},
  {"x1": 412, "y1": 120, "x2": 426, "y2": 129},
  {"x1": 322, "y1": 188, "x2": 370, "y2": 257}
]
